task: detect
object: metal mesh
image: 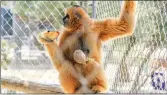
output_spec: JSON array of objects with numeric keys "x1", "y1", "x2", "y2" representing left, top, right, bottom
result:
[
  {"x1": 1, "y1": 1, "x2": 167, "y2": 94},
  {"x1": 96, "y1": 1, "x2": 167, "y2": 93},
  {"x1": 1, "y1": 1, "x2": 80, "y2": 93}
]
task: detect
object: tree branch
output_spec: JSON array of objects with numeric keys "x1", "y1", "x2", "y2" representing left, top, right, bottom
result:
[{"x1": 1, "y1": 77, "x2": 64, "y2": 94}]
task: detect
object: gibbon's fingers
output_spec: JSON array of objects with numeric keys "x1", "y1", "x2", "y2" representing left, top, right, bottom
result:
[
  {"x1": 37, "y1": 31, "x2": 60, "y2": 44},
  {"x1": 119, "y1": 1, "x2": 137, "y2": 23},
  {"x1": 119, "y1": 1, "x2": 137, "y2": 34}
]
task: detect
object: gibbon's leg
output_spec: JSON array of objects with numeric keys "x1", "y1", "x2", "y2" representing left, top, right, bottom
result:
[
  {"x1": 93, "y1": 1, "x2": 137, "y2": 41},
  {"x1": 59, "y1": 63, "x2": 81, "y2": 93},
  {"x1": 81, "y1": 59, "x2": 108, "y2": 93},
  {"x1": 90, "y1": 70, "x2": 108, "y2": 93},
  {"x1": 37, "y1": 31, "x2": 64, "y2": 70}
]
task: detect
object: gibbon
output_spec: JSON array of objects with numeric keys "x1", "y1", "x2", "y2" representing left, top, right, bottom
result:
[{"x1": 37, "y1": 1, "x2": 137, "y2": 93}]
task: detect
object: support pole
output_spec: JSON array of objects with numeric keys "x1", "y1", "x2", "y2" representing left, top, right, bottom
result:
[
  {"x1": 1, "y1": 77, "x2": 64, "y2": 94},
  {"x1": 92, "y1": 0, "x2": 96, "y2": 18}
]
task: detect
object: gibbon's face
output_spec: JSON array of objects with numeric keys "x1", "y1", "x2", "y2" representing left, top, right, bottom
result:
[{"x1": 63, "y1": 5, "x2": 89, "y2": 29}]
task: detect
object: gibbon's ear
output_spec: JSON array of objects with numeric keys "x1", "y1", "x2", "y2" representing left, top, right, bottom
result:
[
  {"x1": 72, "y1": 5, "x2": 86, "y2": 19},
  {"x1": 75, "y1": 12, "x2": 82, "y2": 19}
]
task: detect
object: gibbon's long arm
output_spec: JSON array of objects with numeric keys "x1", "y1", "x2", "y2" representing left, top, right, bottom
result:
[
  {"x1": 37, "y1": 32, "x2": 65, "y2": 71},
  {"x1": 93, "y1": 1, "x2": 137, "y2": 41},
  {"x1": 43, "y1": 42, "x2": 63, "y2": 70}
]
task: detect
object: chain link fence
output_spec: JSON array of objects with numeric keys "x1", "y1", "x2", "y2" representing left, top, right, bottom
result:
[
  {"x1": 96, "y1": 1, "x2": 167, "y2": 93},
  {"x1": 1, "y1": 1, "x2": 167, "y2": 94}
]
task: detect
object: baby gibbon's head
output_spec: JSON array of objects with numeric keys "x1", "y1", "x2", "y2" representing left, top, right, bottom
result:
[{"x1": 63, "y1": 5, "x2": 90, "y2": 30}]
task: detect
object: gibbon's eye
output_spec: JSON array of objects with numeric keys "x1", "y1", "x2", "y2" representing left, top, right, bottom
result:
[
  {"x1": 63, "y1": 14, "x2": 69, "y2": 25},
  {"x1": 75, "y1": 12, "x2": 82, "y2": 19},
  {"x1": 86, "y1": 49, "x2": 90, "y2": 54}
]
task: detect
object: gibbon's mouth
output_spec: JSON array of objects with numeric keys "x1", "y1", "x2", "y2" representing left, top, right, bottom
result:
[{"x1": 63, "y1": 23, "x2": 68, "y2": 27}]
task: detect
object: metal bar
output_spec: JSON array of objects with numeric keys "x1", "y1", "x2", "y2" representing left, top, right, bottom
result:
[{"x1": 92, "y1": 0, "x2": 96, "y2": 18}]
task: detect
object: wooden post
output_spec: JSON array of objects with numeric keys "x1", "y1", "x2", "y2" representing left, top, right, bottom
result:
[{"x1": 1, "y1": 77, "x2": 64, "y2": 94}]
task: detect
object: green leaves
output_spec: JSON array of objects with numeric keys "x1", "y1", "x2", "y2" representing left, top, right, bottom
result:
[
  {"x1": 1, "y1": 40, "x2": 16, "y2": 70},
  {"x1": 13, "y1": 1, "x2": 79, "y2": 29}
]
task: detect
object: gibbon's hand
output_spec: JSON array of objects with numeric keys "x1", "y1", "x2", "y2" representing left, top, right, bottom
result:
[{"x1": 37, "y1": 31, "x2": 60, "y2": 44}]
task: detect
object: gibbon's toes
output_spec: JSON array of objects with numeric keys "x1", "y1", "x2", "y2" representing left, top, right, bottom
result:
[
  {"x1": 91, "y1": 86, "x2": 102, "y2": 94},
  {"x1": 37, "y1": 31, "x2": 59, "y2": 44}
]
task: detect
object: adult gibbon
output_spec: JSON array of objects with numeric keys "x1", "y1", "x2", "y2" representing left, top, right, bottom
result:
[{"x1": 38, "y1": 1, "x2": 137, "y2": 93}]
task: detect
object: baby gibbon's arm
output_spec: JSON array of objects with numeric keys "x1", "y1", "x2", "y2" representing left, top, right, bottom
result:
[{"x1": 93, "y1": 1, "x2": 137, "y2": 41}]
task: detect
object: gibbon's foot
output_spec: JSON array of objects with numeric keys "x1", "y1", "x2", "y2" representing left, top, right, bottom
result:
[
  {"x1": 91, "y1": 85, "x2": 106, "y2": 94},
  {"x1": 37, "y1": 31, "x2": 59, "y2": 44}
]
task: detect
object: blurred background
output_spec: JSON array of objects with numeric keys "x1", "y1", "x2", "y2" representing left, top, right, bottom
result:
[{"x1": 1, "y1": 1, "x2": 167, "y2": 94}]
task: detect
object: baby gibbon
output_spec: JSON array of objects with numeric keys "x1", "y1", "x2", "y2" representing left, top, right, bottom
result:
[{"x1": 38, "y1": 1, "x2": 137, "y2": 93}]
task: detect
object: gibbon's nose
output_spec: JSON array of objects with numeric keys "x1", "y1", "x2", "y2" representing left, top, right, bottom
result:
[
  {"x1": 63, "y1": 17, "x2": 68, "y2": 24},
  {"x1": 63, "y1": 14, "x2": 69, "y2": 25}
]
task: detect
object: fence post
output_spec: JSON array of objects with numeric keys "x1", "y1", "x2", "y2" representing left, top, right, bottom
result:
[{"x1": 92, "y1": 0, "x2": 96, "y2": 18}]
